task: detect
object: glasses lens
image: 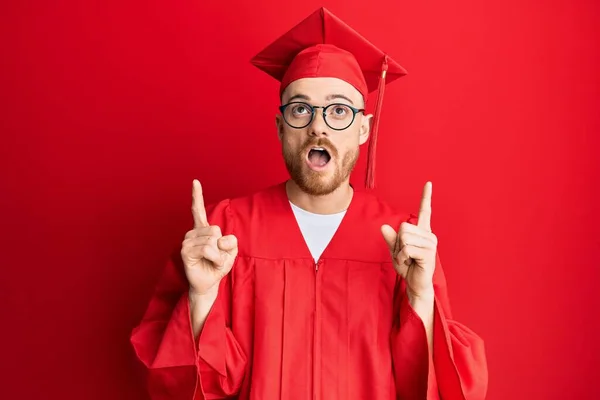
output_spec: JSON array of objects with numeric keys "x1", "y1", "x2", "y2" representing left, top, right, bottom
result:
[
  {"x1": 283, "y1": 102, "x2": 313, "y2": 128},
  {"x1": 325, "y1": 104, "x2": 355, "y2": 130}
]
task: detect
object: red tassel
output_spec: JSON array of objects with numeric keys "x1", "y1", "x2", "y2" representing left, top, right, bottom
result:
[{"x1": 365, "y1": 56, "x2": 389, "y2": 189}]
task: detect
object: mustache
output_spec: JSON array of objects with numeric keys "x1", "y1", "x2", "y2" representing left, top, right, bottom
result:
[{"x1": 301, "y1": 137, "x2": 338, "y2": 157}]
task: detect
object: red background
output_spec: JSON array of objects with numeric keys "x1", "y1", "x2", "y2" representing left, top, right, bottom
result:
[{"x1": 1, "y1": 1, "x2": 599, "y2": 399}]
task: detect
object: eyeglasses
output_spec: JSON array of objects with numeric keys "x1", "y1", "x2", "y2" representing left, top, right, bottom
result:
[{"x1": 279, "y1": 101, "x2": 365, "y2": 131}]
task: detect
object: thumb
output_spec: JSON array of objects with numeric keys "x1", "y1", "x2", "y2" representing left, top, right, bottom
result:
[
  {"x1": 217, "y1": 234, "x2": 238, "y2": 253},
  {"x1": 380, "y1": 224, "x2": 398, "y2": 252}
]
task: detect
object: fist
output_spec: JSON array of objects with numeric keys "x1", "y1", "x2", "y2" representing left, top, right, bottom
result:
[{"x1": 181, "y1": 179, "x2": 238, "y2": 296}]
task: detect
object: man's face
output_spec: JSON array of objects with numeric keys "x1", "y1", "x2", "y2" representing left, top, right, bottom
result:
[{"x1": 277, "y1": 77, "x2": 372, "y2": 196}]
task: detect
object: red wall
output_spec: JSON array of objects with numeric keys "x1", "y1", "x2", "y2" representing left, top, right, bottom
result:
[{"x1": 1, "y1": 1, "x2": 599, "y2": 399}]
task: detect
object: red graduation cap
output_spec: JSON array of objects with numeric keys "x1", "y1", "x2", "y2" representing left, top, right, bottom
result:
[{"x1": 251, "y1": 7, "x2": 407, "y2": 189}]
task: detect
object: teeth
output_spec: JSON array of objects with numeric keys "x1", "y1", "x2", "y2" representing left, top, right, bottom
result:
[{"x1": 312, "y1": 147, "x2": 325, "y2": 151}]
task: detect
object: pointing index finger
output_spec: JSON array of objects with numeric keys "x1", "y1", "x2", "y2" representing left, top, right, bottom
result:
[
  {"x1": 417, "y1": 181, "x2": 432, "y2": 232},
  {"x1": 192, "y1": 179, "x2": 209, "y2": 228}
]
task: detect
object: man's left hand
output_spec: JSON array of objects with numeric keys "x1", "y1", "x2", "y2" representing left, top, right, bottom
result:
[{"x1": 381, "y1": 181, "x2": 437, "y2": 300}]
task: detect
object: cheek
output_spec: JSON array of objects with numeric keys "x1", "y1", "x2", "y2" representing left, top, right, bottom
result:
[
  {"x1": 337, "y1": 130, "x2": 362, "y2": 150},
  {"x1": 333, "y1": 142, "x2": 357, "y2": 162},
  {"x1": 279, "y1": 127, "x2": 293, "y2": 142},
  {"x1": 281, "y1": 131, "x2": 303, "y2": 152},
  {"x1": 282, "y1": 127, "x2": 310, "y2": 143}
]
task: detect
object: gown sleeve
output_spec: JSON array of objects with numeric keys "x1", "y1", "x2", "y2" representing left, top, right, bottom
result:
[
  {"x1": 130, "y1": 199, "x2": 247, "y2": 400},
  {"x1": 391, "y1": 217, "x2": 488, "y2": 400}
]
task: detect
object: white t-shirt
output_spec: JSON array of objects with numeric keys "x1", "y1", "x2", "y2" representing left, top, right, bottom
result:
[{"x1": 289, "y1": 201, "x2": 346, "y2": 263}]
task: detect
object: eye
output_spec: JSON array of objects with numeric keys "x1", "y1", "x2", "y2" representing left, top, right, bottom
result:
[
  {"x1": 330, "y1": 104, "x2": 351, "y2": 118},
  {"x1": 291, "y1": 104, "x2": 311, "y2": 116}
]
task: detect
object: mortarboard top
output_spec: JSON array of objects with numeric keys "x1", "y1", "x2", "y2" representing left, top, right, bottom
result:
[{"x1": 251, "y1": 7, "x2": 407, "y2": 189}]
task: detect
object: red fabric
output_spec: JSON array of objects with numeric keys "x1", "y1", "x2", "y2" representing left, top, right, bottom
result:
[
  {"x1": 280, "y1": 43, "x2": 368, "y2": 100},
  {"x1": 365, "y1": 56, "x2": 389, "y2": 188},
  {"x1": 130, "y1": 183, "x2": 488, "y2": 399},
  {"x1": 250, "y1": 7, "x2": 407, "y2": 96}
]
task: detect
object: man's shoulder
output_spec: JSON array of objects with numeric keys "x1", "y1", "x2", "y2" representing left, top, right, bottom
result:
[
  {"x1": 353, "y1": 188, "x2": 416, "y2": 224},
  {"x1": 204, "y1": 182, "x2": 289, "y2": 240},
  {"x1": 230, "y1": 181, "x2": 285, "y2": 207},
  {"x1": 206, "y1": 181, "x2": 286, "y2": 214}
]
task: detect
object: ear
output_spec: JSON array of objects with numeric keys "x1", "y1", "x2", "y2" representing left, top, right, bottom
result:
[
  {"x1": 358, "y1": 113, "x2": 372, "y2": 146},
  {"x1": 275, "y1": 114, "x2": 284, "y2": 141}
]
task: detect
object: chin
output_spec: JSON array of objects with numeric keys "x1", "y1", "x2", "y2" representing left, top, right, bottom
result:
[
  {"x1": 294, "y1": 168, "x2": 343, "y2": 196},
  {"x1": 296, "y1": 179, "x2": 339, "y2": 196}
]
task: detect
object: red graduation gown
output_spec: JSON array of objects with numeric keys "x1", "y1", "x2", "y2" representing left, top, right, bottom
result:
[{"x1": 131, "y1": 182, "x2": 488, "y2": 399}]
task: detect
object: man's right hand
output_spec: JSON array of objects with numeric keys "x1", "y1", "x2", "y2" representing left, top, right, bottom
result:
[{"x1": 181, "y1": 179, "x2": 238, "y2": 296}]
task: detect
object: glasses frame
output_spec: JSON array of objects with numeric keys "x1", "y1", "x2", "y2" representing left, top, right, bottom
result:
[{"x1": 279, "y1": 101, "x2": 365, "y2": 131}]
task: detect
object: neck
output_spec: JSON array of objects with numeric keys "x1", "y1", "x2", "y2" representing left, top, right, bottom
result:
[{"x1": 285, "y1": 179, "x2": 353, "y2": 214}]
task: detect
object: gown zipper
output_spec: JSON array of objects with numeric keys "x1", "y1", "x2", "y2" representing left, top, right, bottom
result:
[{"x1": 313, "y1": 258, "x2": 322, "y2": 400}]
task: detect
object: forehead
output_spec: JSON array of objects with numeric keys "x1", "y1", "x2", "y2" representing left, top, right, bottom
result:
[{"x1": 282, "y1": 77, "x2": 364, "y2": 104}]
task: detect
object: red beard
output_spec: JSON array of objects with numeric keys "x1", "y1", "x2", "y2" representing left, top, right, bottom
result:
[{"x1": 283, "y1": 137, "x2": 358, "y2": 196}]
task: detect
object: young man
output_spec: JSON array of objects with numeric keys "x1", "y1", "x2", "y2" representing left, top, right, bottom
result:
[{"x1": 131, "y1": 7, "x2": 488, "y2": 400}]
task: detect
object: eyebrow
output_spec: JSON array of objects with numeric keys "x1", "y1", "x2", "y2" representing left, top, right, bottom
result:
[
  {"x1": 287, "y1": 94, "x2": 311, "y2": 103},
  {"x1": 285, "y1": 93, "x2": 355, "y2": 105},
  {"x1": 326, "y1": 94, "x2": 354, "y2": 105}
]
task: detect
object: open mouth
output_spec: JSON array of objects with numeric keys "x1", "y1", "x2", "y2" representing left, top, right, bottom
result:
[{"x1": 307, "y1": 147, "x2": 332, "y2": 169}]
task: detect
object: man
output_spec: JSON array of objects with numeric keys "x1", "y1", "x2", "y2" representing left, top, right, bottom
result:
[{"x1": 131, "y1": 7, "x2": 488, "y2": 400}]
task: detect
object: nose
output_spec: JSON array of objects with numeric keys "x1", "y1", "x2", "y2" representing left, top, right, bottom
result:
[{"x1": 308, "y1": 109, "x2": 329, "y2": 137}]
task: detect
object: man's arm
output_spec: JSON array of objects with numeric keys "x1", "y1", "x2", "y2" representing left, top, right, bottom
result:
[
  {"x1": 189, "y1": 287, "x2": 218, "y2": 337},
  {"x1": 391, "y1": 255, "x2": 488, "y2": 400},
  {"x1": 130, "y1": 196, "x2": 248, "y2": 400},
  {"x1": 382, "y1": 183, "x2": 487, "y2": 399},
  {"x1": 408, "y1": 290, "x2": 439, "y2": 397},
  {"x1": 409, "y1": 291, "x2": 435, "y2": 353}
]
